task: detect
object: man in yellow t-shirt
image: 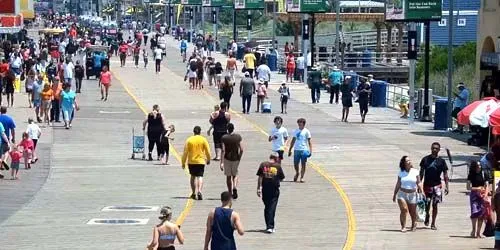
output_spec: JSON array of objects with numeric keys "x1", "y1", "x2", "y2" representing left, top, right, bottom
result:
[
  {"x1": 182, "y1": 125, "x2": 211, "y2": 200},
  {"x1": 243, "y1": 51, "x2": 257, "y2": 78}
]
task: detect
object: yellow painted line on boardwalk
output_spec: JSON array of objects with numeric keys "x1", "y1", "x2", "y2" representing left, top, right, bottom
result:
[
  {"x1": 112, "y1": 71, "x2": 194, "y2": 226},
  {"x1": 202, "y1": 89, "x2": 356, "y2": 250}
]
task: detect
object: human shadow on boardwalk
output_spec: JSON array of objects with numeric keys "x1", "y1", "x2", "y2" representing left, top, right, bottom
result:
[
  {"x1": 245, "y1": 229, "x2": 269, "y2": 234},
  {"x1": 171, "y1": 196, "x2": 219, "y2": 201}
]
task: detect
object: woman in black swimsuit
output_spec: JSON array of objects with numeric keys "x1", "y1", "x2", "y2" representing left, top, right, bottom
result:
[
  {"x1": 143, "y1": 104, "x2": 166, "y2": 161},
  {"x1": 209, "y1": 102, "x2": 230, "y2": 161}
]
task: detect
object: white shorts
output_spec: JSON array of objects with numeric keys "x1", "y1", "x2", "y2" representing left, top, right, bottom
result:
[
  {"x1": 397, "y1": 191, "x2": 417, "y2": 204},
  {"x1": 188, "y1": 70, "x2": 197, "y2": 78}
]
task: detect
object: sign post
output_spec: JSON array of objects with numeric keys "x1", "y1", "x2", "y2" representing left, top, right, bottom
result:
[
  {"x1": 203, "y1": 0, "x2": 232, "y2": 43},
  {"x1": 286, "y1": 0, "x2": 328, "y2": 67},
  {"x1": 385, "y1": 0, "x2": 442, "y2": 123},
  {"x1": 233, "y1": 0, "x2": 264, "y2": 42},
  {"x1": 407, "y1": 24, "x2": 417, "y2": 124}
]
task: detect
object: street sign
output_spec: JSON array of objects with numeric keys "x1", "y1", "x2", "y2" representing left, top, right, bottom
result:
[
  {"x1": 234, "y1": 0, "x2": 264, "y2": 10},
  {"x1": 286, "y1": 0, "x2": 328, "y2": 13},
  {"x1": 302, "y1": 19, "x2": 309, "y2": 40},
  {"x1": 211, "y1": 10, "x2": 216, "y2": 23},
  {"x1": 203, "y1": 0, "x2": 231, "y2": 7},
  {"x1": 385, "y1": 0, "x2": 442, "y2": 21},
  {"x1": 180, "y1": 0, "x2": 202, "y2": 5}
]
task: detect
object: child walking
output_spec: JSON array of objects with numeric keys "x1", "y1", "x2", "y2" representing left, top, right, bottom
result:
[
  {"x1": 19, "y1": 132, "x2": 35, "y2": 169},
  {"x1": 26, "y1": 118, "x2": 41, "y2": 163},
  {"x1": 279, "y1": 81, "x2": 290, "y2": 114},
  {"x1": 160, "y1": 125, "x2": 175, "y2": 165},
  {"x1": 9, "y1": 146, "x2": 22, "y2": 180}
]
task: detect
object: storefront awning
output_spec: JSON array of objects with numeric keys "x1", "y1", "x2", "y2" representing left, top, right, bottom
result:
[{"x1": 481, "y1": 53, "x2": 500, "y2": 70}]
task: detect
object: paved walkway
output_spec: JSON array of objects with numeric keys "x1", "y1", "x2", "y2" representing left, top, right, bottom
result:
[{"x1": 0, "y1": 32, "x2": 493, "y2": 250}]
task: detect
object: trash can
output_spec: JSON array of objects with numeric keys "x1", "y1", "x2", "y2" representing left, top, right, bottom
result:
[
  {"x1": 370, "y1": 80, "x2": 388, "y2": 107},
  {"x1": 434, "y1": 99, "x2": 448, "y2": 130},
  {"x1": 237, "y1": 44, "x2": 245, "y2": 60},
  {"x1": 267, "y1": 53, "x2": 277, "y2": 71}
]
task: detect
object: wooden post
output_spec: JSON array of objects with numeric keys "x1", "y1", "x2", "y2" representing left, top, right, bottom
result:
[
  {"x1": 385, "y1": 22, "x2": 393, "y2": 63},
  {"x1": 375, "y1": 21, "x2": 382, "y2": 62}
]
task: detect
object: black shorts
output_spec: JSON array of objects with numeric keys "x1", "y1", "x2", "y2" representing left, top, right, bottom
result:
[
  {"x1": 213, "y1": 131, "x2": 226, "y2": 149},
  {"x1": 275, "y1": 150, "x2": 284, "y2": 160},
  {"x1": 359, "y1": 99, "x2": 369, "y2": 113},
  {"x1": 33, "y1": 139, "x2": 38, "y2": 149},
  {"x1": 342, "y1": 97, "x2": 353, "y2": 108},
  {"x1": 197, "y1": 71, "x2": 203, "y2": 80},
  {"x1": 188, "y1": 164, "x2": 205, "y2": 177},
  {"x1": 158, "y1": 246, "x2": 175, "y2": 250},
  {"x1": 451, "y1": 107, "x2": 462, "y2": 119},
  {"x1": 281, "y1": 96, "x2": 289, "y2": 104}
]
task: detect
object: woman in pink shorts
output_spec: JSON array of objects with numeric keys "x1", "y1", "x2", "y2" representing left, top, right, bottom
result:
[{"x1": 99, "y1": 66, "x2": 112, "y2": 101}]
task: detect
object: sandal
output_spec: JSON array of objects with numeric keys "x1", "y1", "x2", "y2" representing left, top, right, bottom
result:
[{"x1": 431, "y1": 225, "x2": 437, "y2": 230}]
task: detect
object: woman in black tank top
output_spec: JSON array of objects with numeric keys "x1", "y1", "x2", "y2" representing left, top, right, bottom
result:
[
  {"x1": 143, "y1": 105, "x2": 166, "y2": 161},
  {"x1": 210, "y1": 102, "x2": 230, "y2": 161}
]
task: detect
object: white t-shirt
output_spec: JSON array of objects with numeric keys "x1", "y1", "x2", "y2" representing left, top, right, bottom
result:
[
  {"x1": 26, "y1": 123, "x2": 41, "y2": 140},
  {"x1": 231, "y1": 42, "x2": 238, "y2": 52},
  {"x1": 63, "y1": 62, "x2": 74, "y2": 79},
  {"x1": 154, "y1": 48, "x2": 163, "y2": 60},
  {"x1": 398, "y1": 168, "x2": 419, "y2": 190},
  {"x1": 296, "y1": 56, "x2": 305, "y2": 69},
  {"x1": 270, "y1": 127, "x2": 289, "y2": 152},
  {"x1": 292, "y1": 128, "x2": 311, "y2": 151},
  {"x1": 256, "y1": 64, "x2": 271, "y2": 81}
]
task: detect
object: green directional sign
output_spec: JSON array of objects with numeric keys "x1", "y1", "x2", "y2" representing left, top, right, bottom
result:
[
  {"x1": 234, "y1": 0, "x2": 265, "y2": 9},
  {"x1": 385, "y1": 0, "x2": 442, "y2": 21},
  {"x1": 286, "y1": 0, "x2": 328, "y2": 13},
  {"x1": 179, "y1": 0, "x2": 202, "y2": 5},
  {"x1": 202, "y1": 0, "x2": 232, "y2": 7}
]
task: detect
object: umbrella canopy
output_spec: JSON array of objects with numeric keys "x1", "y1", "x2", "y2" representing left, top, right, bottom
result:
[
  {"x1": 457, "y1": 97, "x2": 497, "y2": 126},
  {"x1": 469, "y1": 99, "x2": 500, "y2": 127},
  {"x1": 489, "y1": 108, "x2": 500, "y2": 135}
]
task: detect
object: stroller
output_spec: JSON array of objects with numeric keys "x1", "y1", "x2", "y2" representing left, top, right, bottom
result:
[{"x1": 131, "y1": 128, "x2": 146, "y2": 160}]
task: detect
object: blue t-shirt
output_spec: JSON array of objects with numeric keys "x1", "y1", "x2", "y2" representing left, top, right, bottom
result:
[
  {"x1": 180, "y1": 40, "x2": 187, "y2": 49},
  {"x1": 292, "y1": 128, "x2": 311, "y2": 151},
  {"x1": 454, "y1": 88, "x2": 470, "y2": 109},
  {"x1": 329, "y1": 71, "x2": 343, "y2": 86},
  {"x1": 0, "y1": 122, "x2": 5, "y2": 143},
  {"x1": 94, "y1": 54, "x2": 103, "y2": 68},
  {"x1": 32, "y1": 81, "x2": 42, "y2": 101},
  {"x1": 61, "y1": 90, "x2": 76, "y2": 110},
  {"x1": 0, "y1": 114, "x2": 15, "y2": 138}
]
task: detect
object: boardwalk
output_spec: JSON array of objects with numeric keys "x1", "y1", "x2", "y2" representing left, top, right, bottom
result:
[{"x1": 0, "y1": 32, "x2": 492, "y2": 250}]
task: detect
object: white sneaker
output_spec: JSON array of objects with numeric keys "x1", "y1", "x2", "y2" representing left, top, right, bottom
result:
[{"x1": 266, "y1": 228, "x2": 274, "y2": 234}]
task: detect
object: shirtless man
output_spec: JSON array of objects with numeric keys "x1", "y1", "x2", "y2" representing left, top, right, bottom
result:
[{"x1": 226, "y1": 54, "x2": 238, "y2": 83}]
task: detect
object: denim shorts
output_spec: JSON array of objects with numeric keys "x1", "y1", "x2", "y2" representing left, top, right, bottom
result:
[{"x1": 293, "y1": 150, "x2": 309, "y2": 166}]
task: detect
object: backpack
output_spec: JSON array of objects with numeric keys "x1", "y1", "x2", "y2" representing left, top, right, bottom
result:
[{"x1": 189, "y1": 61, "x2": 197, "y2": 71}]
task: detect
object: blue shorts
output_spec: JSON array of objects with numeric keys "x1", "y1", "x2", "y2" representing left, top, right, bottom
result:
[
  {"x1": 11, "y1": 162, "x2": 19, "y2": 170},
  {"x1": 33, "y1": 99, "x2": 41, "y2": 108},
  {"x1": 293, "y1": 150, "x2": 310, "y2": 166}
]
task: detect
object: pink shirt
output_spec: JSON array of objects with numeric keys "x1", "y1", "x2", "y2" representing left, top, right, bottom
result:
[
  {"x1": 10, "y1": 151, "x2": 22, "y2": 163},
  {"x1": 257, "y1": 84, "x2": 267, "y2": 97},
  {"x1": 100, "y1": 71, "x2": 112, "y2": 84},
  {"x1": 19, "y1": 139, "x2": 34, "y2": 151}
]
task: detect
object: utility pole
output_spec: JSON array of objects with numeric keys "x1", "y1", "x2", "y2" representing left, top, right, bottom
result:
[
  {"x1": 201, "y1": 6, "x2": 205, "y2": 35},
  {"x1": 408, "y1": 23, "x2": 418, "y2": 124},
  {"x1": 446, "y1": 0, "x2": 454, "y2": 129},
  {"x1": 335, "y1": 0, "x2": 340, "y2": 67},
  {"x1": 247, "y1": 10, "x2": 251, "y2": 42},
  {"x1": 421, "y1": 21, "x2": 431, "y2": 121},
  {"x1": 272, "y1": 0, "x2": 276, "y2": 49},
  {"x1": 302, "y1": 14, "x2": 309, "y2": 84}
]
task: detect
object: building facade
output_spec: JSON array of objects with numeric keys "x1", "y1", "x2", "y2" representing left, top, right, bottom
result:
[
  {"x1": 476, "y1": 0, "x2": 500, "y2": 96},
  {"x1": 429, "y1": 0, "x2": 480, "y2": 46}
]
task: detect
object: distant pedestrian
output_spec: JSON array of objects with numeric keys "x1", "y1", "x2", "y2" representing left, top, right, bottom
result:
[
  {"x1": 204, "y1": 191, "x2": 244, "y2": 250},
  {"x1": 357, "y1": 78, "x2": 371, "y2": 123},
  {"x1": 209, "y1": 102, "x2": 230, "y2": 161},
  {"x1": 9, "y1": 146, "x2": 21, "y2": 180},
  {"x1": 4, "y1": 71, "x2": 15, "y2": 107},
  {"x1": 19, "y1": 132, "x2": 34, "y2": 169},
  {"x1": 50, "y1": 78, "x2": 62, "y2": 123},
  {"x1": 143, "y1": 105, "x2": 167, "y2": 161},
  {"x1": 240, "y1": 72, "x2": 255, "y2": 114},
  {"x1": 60, "y1": 83, "x2": 79, "y2": 129},
  {"x1": 269, "y1": 116, "x2": 288, "y2": 163},
  {"x1": 226, "y1": 54, "x2": 238, "y2": 83},
  {"x1": 133, "y1": 44, "x2": 141, "y2": 68},
  {"x1": 288, "y1": 118, "x2": 312, "y2": 182},
  {"x1": 296, "y1": 54, "x2": 305, "y2": 82},
  {"x1": 308, "y1": 66, "x2": 322, "y2": 104},
  {"x1": 119, "y1": 42, "x2": 128, "y2": 67},
  {"x1": 147, "y1": 206, "x2": 185, "y2": 250},
  {"x1": 143, "y1": 49, "x2": 149, "y2": 68},
  {"x1": 256, "y1": 63, "x2": 271, "y2": 88},
  {"x1": 328, "y1": 66, "x2": 343, "y2": 104},
  {"x1": 340, "y1": 76, "x2": 354, "y2": 122},
  {"x1": 63, "y1": 58, "x2": 74, "y2": 87},
  {"x1": 451, "y1": 83, "x2": 470, "y2": 133},
  {"x1": 74, "y1": 61, "x2": 84, "y2": 93},
  {"x1": 278, "y1": 82, "x2": 290, "y2": 114},
  {"x1": 25, "y1": 118, "x2": 41, "y2": 163},
  {"x1": 286, "y1": 53, "x2": 296, "y2": 83},
  {"x1": 221, "y1": 123, "x2": 244, "y2": 199},
  {"x1": 256, "y1": 80, "x2": 267, "y2": 113},
  {"x1": 154, "y1": 46, "x2": 163, "y2": 73},
  {"x1": 160, "y1": 124, "x2": 175, "y2": 165},
  {"x1": 220, "y1": 76, "x2": 233, "y2": 108},
  {"x1": 99, "y1": 66, "x2": 112, "y2": 101},
  {"x1": 31, "y1": 75, "x2": 43, "y2": 123},
  {"x1": 467, "y1": 160, "x2": 489, "y2": 238},
  {"x1": 419, "y1": 142, "x2": 449, "y2": 230},
  {"x1": 243, "y1": 50, "x2": 256, "y2": 78},
  {"x1": 181, "y1": 126, "x2": 211, "y2": 200},
  {"x1": 257, "y1": 152, "x2": 285, "y2": 233}
]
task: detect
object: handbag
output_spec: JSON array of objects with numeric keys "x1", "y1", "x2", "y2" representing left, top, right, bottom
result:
[{"x1": 416, "y1": 194, "x2": 426, "y2": 222}]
